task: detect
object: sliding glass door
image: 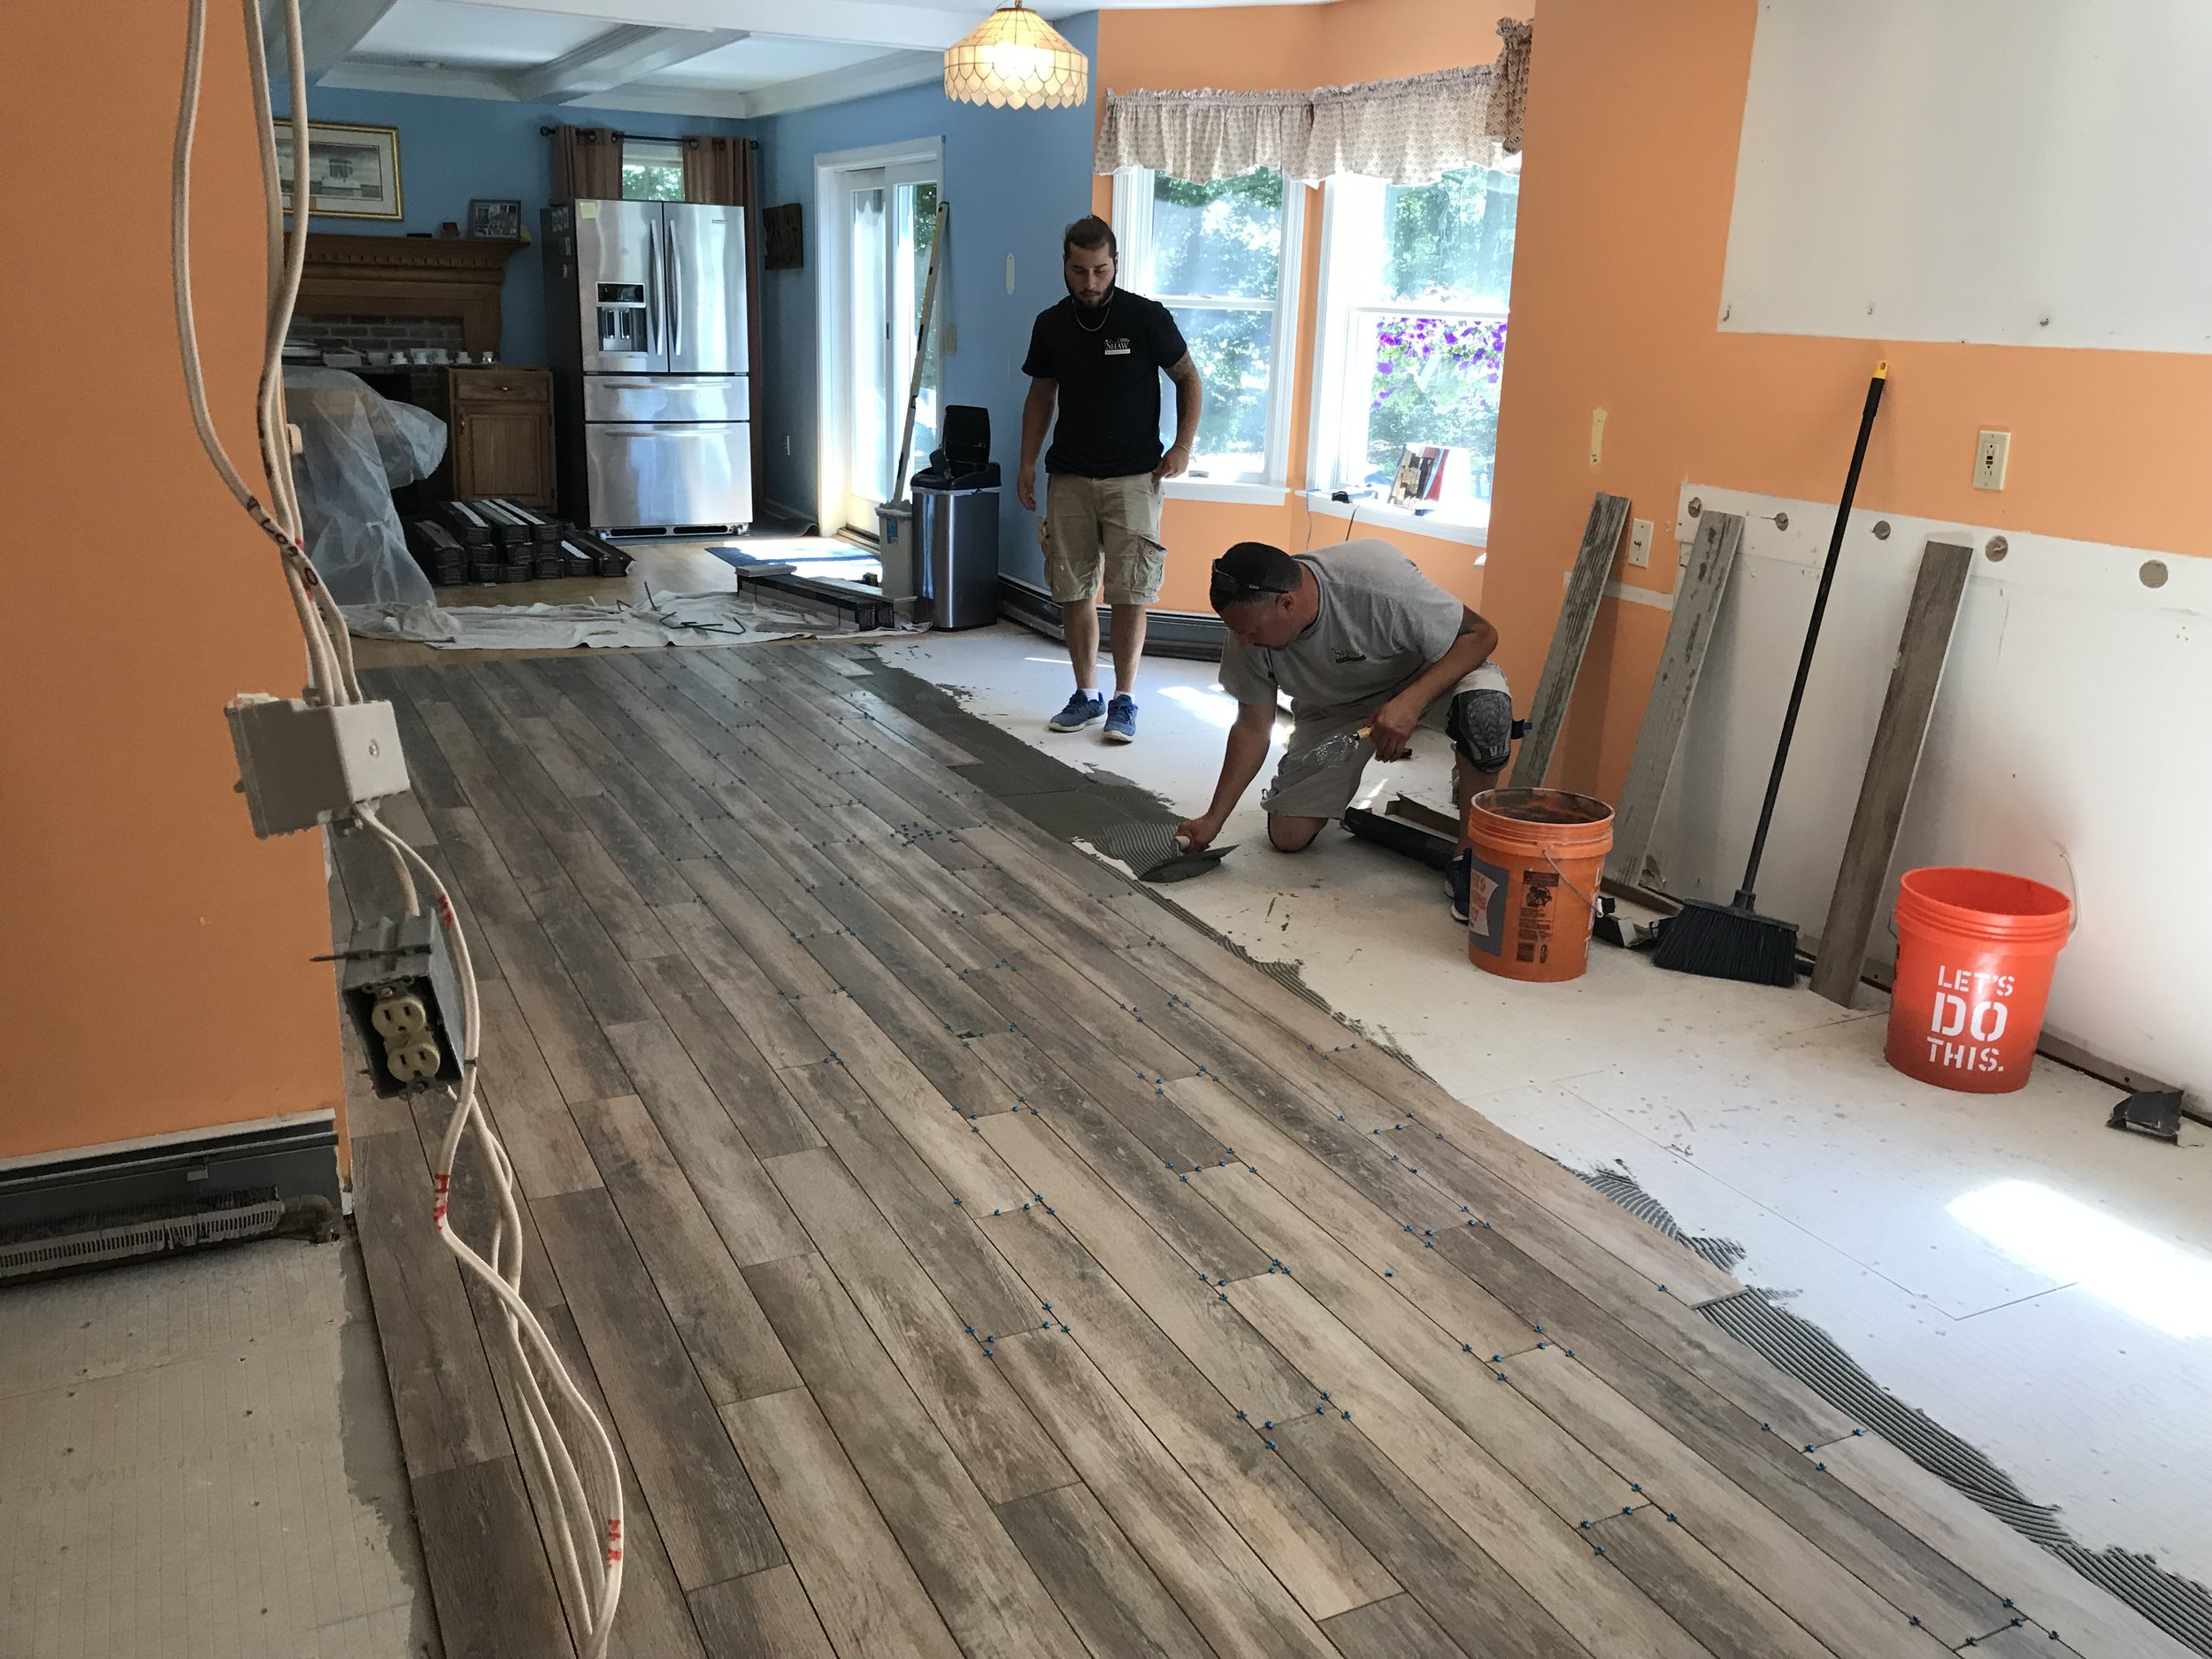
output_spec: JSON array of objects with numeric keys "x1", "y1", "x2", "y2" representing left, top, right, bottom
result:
[{"x1": 831, "y1": 160, "x2": 940, "y2": 538}]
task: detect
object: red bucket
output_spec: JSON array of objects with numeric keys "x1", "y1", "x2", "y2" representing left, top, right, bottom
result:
[{"x1": 1885, "y1": 866, "x2": 2071, "y2": 1094}]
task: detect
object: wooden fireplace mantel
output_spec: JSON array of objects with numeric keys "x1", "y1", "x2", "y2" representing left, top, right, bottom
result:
[{"x1": 297, "y1": 234, "x2": 524, "y2": 357}]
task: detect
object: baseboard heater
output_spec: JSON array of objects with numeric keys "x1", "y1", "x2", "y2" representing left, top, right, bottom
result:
[
  {"x1": 0, "y1": 1113, "x2": 342, "y2": 1285},
  {"x1": 995, "y1": 577, "x2": 1225, "y2": 661}
]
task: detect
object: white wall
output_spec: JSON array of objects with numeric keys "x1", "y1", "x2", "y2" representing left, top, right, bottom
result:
[
  {"x1": 1649, "y1": 481, "x2": 2212, "y2": 1101},
  {"x1": 1720, "y1": 0, "x2": 2212, "y2": 352}
]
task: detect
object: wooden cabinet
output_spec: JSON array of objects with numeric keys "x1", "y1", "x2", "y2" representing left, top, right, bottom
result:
[{"x1": 446, "y1": 367, "x2": 554, "y2": 508}]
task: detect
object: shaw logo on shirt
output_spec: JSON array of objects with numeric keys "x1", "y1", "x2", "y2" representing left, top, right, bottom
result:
[
  {"x1": 1103, "y1": 337, "x2": 1132, "y2": 356},
  {"x1": 1331, "y1": 646, "x2": 1367, "y2": 664}
]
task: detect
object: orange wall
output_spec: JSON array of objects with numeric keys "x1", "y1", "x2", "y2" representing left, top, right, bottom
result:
[
  {"x1": 0, "y1": 0, "x2": 343, "y2": 1158},
  {"x1": 1094, "y1": 0, "x2": 1517, "y2": 612},
  {"x1": 1482, "y1": 0, "x2": 2212, "y2": 797}
]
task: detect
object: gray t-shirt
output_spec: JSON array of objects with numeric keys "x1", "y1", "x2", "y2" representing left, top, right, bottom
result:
[{"x1": 1217, "y1": 539, "x2": 1467, "y2": 718}]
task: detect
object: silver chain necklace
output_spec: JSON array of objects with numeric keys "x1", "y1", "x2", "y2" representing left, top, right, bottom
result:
[{"x1": 1072, "y1": 288, "x2": 1115, "y2": 334}]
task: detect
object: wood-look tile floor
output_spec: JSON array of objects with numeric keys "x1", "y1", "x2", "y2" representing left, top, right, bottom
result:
[{"x1": 334, "y1": 643, "x2": 2170, "y2": 1659}]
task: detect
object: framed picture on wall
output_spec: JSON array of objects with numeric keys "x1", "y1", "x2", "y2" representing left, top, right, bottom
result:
[
  {"x1": 274, "y1": 121, "x2": 402, "y2": 219},
  {"x1": 469, "y1": 198, "x2": 523, "y2": 240},
  {"x1": 764, "y1": 203, "x2": 804, "y2": 271}
]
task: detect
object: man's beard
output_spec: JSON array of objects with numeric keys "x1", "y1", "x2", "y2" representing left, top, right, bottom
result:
[{"x1": 1072, "y1": 283, "x2": 1116, "y2": 315}]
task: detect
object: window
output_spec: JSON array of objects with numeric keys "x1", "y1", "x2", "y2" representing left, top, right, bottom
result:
[
  {"x1": 621, "y1": 137, "x2": 683, "y2": 202},
  {"x1": 1110, "y1": 166, "x2": 1303, "y2": 490},
  {"x1": 1312, "y1": 162, "x2": 1518, "y2": 532}
]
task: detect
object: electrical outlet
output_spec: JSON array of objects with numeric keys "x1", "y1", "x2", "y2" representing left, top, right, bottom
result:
[
  {"x1": 1626, "y1": 518, "x2": 1654, "y2": 569},
  {"x1": 783, "y1": 434, "x2": 791, "y2": 456},
  {"x1": 1974, "y1": 429, "x2": 2009, "y2": 490},
  {"x1": 1588, "y1": 408, "x2": 1608, "y2": 465},
  {"x1": 1005, "y1": 254, "x2": 1016, "y2": 295}
]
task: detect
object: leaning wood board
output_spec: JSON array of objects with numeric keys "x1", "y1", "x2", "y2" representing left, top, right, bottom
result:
[
  {"x1": 1605, "y1": 510, "x2": 1746, "y2": 887},
  {"x1": 340, "y1": 645, "x2": 2181, "y2": 1659},
  {"x1": 1809, "y1": 540, "x2": 1973, "y2": 1006},
  {"x1": 1509, "y1": 491, "x2": 1631, "y2": 788}
]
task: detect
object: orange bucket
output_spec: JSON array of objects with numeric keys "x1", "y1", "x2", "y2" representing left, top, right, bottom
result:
[
  {"x1": 1465, "y1": 788, "x2": 1614, "y2": 983},
  {"x1": 1885, "y1": 866, "x2": 2071, "y2": 1094}
]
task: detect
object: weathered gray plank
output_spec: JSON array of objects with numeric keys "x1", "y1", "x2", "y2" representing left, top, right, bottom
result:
[
  {"x1": 1510, "y1": 492, "x2": 1632, "y2": 787},
  {"x1": 601, "y1": 1019, "x2": 811, "y2": 1267},
  {"x1": 1585, "y1": 1508, "x2": 1834, "y2": 1659},
  {"x1": 764, "y1": 1147, "x2": 1074, "y2": 1505},
  {"x1": 1270, "y1": 1412, "x2": 1589, "y2": 1659},
  {"x1": 995, "y1": 1482, "x2": 1217, "y2": 1659},
  {"x1": 742, "y1": 1255, "x2": 1089, "y2": 1659},
  {"x1": 631, "y1": 951, "x2": 825, "y2": 1158},
  {"x1": 1317, "y1": 1594, "x2": 1469, "y2": 1659},
  {"x1": 569, "y1": 1094, "x2": 801, "y2": 1405},
  {"x1": 411, "y1": 1456, "x2": 575, "y2": 1659},
  {"x1": 716, "y1": 1391, "x2": 961, "y2": 1659},
  {"x1": 534, "y1": 1187, "x2": 784, "y2": 1591},
  {"x1": 1605, "y1": 510, "x2": 1745, "y2": 886},
  {"x1": 687, "y1": 1565, "x2": 838, "y2": 1659},
  {"x1": 1810, "y1": 540, "x2": 1973, "y2": 1005}
]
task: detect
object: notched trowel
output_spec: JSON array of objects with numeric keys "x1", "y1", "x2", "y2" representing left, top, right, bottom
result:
[{"x1": 1139, "y1": 832, "x2": 1237, "y2": 883}]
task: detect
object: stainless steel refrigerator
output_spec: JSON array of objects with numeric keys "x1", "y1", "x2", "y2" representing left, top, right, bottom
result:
[{"x1": 544, "y1": 198, "x2": 753, "y2": 533}]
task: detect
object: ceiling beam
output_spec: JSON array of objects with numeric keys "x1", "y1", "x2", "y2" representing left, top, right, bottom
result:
[
  {"x1": 319, "y1": 58, "x2": 749, "y2": 119},
  {"x1": 506, "y1": 25, "x2": 748, "y2": 104},
  {"x1": 259, "y1": 0, "x2": 403, "y2": 85},
  {"x1": 463, "y1": 0, "x2": 980, "y2": 55},
  {"x1": 742, "y1": 50, "x2": 942, "y2": 119}
]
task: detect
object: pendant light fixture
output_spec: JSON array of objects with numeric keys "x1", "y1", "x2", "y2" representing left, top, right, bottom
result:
[{"x1": 943, "y1": 3, "x2": 1088, "y2": 110}]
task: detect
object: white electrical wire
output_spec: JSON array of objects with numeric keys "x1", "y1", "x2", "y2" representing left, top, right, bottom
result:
[{"x1": 172, "y1": 2, "x2": 625, "y2": 1649}]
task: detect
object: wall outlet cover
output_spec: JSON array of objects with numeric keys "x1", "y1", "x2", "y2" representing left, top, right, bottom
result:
[
  {"x1": 1974, "y1": 429, "x2": 2009, "y2": 489},
  {"x1": 1627, "y1": 518, "x2": 1655, "y2": 568}
]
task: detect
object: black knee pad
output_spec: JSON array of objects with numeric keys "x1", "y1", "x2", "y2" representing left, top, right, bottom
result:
[{"x1": 1446, "y1": 687, "x2": 1515, "y2": 773}]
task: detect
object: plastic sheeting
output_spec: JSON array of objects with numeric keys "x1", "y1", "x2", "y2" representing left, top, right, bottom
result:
[{"x1": 285, "y1": 369, "x2": 446, "y2": 607}]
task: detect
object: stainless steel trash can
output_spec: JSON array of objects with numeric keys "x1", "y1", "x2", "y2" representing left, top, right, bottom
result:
[{"x1": 912, "y1": 483, "x2": 999, "y2": 630}]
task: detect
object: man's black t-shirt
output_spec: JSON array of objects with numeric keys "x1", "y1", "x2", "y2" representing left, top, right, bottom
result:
[{"x1": 1020, "y1": 290, "x2": 1188, "y2": 478}]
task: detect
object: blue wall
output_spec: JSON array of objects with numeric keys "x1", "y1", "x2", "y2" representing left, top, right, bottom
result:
[
  {"x1": 745, "y1": 12, "x2": 1098, "y2": 582},
  {"x1": 273, "y1": 88, "x2": 747, "y2": 365}
]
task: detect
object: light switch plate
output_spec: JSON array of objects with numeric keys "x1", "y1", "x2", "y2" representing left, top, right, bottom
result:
[
  {"x1": 1589, "y1": 408, "x2": 1608, "y2": 465},
  {"x1": 1627, "y1": 518, "x2": 1654, "y2": 568},
  {"x1": 1974, "y1": 429, "x2": 2009, "y2": 489}
]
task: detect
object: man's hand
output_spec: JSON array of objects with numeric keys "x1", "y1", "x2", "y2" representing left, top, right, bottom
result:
[
  {"x1": 1016, "y1": 465, "x2": 1038, "y2": 512},
  {"x1": 1177, "y1": 812, "x2": 1224, "y2": 852},
  {"x1": 1152, "y1": 442, "x2": 1192, "y2": 485},
  {"x1": 1369, "y1": 693, "x2": 1421, "y2": 762}
]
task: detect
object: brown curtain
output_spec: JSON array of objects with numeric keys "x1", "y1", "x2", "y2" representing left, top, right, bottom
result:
[
  {"x1": 682, "y1": 135, "x2": 766, "y2": 508},
  {"x1": 552, "y1": 126, "x2": 624, "y2": 199}
]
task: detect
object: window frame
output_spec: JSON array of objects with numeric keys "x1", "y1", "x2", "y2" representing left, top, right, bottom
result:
[
  {"x1": 1110, "y1": 164, "x2": 1305, "y2": 501},
  {"x1": 1309, "y1": 169, "x2": 1515, "y2": 540},
  {"x1": 620, "y1": 136, "x2": 684, "y2": 203}
]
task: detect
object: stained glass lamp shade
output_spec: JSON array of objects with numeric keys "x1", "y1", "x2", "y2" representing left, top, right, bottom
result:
[{"x1": 944, "y1": 4, "x2": 1088, "y2": 111}]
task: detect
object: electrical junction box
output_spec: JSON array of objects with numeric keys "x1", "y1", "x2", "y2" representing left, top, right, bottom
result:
[
  {"x1": 226, "y1": 695, "x2": 410, "y2": 837},
  {"x1": 340, "y1": 912, "x2": 469, "y2": 1097}
]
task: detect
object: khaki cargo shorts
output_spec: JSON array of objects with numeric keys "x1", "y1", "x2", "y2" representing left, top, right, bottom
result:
[
  {"x1": 1041, "y1": 472, "x2": 1166, "y2": 606},
  {"x1": 1263, "y1": 660, "x2": 1513, "y2": 819}
]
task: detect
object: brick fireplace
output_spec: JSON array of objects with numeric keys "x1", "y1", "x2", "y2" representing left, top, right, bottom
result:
[{"x1": 292, "y1": 233, "x2": 523, "y2": 359}]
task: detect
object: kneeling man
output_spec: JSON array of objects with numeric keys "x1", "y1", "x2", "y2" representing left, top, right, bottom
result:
[{"x1": 1177, "y1": 539, "x2": 1511, "y2": 920}]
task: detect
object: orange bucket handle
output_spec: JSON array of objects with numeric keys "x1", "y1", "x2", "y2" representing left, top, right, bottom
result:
[
  {"x1": 1885, "y1": 841, "x2": 2080, "y2": 941},
  {"x1": 1540, "y1": 848, "x2": 1603, "y2": 915}
]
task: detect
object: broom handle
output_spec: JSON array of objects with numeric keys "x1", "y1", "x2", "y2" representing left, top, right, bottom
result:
[{"x1": 1734, "y1": 363, "x2": 1887, "y2": 906}]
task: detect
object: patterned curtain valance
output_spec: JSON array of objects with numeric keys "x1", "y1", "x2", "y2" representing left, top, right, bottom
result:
[{"x1": 1094, "y1": 19, "x2": 1532, "y2": 185}]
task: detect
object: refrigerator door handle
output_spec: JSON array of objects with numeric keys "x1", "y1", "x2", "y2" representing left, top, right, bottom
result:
[
  {"x1": 664, "y1": 215, "x2": 681, "y2": 361},
  {"x1": 643, "y1": 219, "x2": 661, "y2": 357}
]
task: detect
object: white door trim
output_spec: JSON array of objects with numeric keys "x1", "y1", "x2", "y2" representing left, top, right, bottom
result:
[{"x1": 814, "y1": 137, "x2": 942, "y2": 534}]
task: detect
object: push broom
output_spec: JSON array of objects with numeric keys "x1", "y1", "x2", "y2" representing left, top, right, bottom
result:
[{"x1": 1652, "y1": 361, "x2": 1888, "y2": 987}]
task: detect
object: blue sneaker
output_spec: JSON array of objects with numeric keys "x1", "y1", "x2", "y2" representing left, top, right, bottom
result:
[
  {"x1": 1448, "y1": 849, "x2": 1472, "y2": 925},
  {"x1": 1103, "y1": 695, "x2": 1138, "y2": 744},
  {"x1": 1048, "y1": 690, "x2": 1105, "y2": 732}
]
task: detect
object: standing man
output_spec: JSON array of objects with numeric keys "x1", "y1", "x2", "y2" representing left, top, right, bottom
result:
[
  {"x1": 1178, "y1": 539, "x2": 1513, "y2": 923},
  {"x1": 1018, "y1": 214, "x2": 1203, "y2": 745}
]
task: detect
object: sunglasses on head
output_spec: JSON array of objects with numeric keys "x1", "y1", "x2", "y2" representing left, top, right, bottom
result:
[{"x1": 1209, "y1": 561, "x2": 1294, "y2": 605}]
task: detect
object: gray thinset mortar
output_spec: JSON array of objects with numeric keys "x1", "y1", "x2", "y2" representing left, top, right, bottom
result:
[{"x1": 850, "y1": 647, "x2": 2211, "y2": 1653}]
